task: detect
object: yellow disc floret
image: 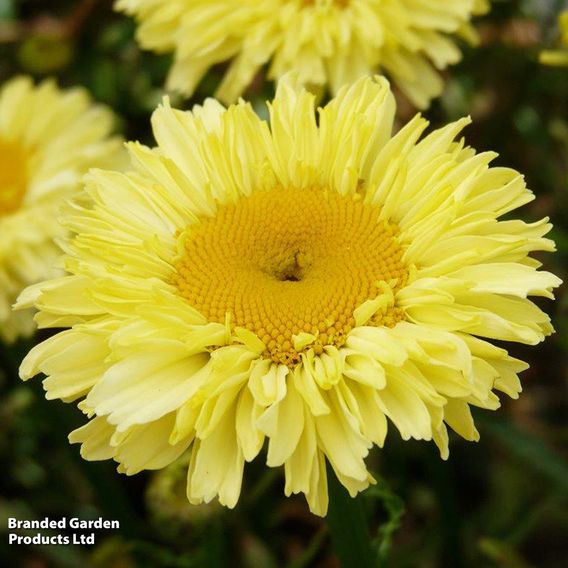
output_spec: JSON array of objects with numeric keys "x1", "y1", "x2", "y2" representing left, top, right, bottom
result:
[
  {"x1": 171, "y1": 187, "x2": 407, "y2": 365},
  {"x1": 0, "y1": 139, "x2": 28, "y2": 216}
]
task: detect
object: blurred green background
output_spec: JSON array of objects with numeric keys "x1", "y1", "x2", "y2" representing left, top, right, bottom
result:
[{"x1": 1, "y1": 0, "x2": 567, "y2": 566}]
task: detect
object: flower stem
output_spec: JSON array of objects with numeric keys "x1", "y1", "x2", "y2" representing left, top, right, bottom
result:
[{"x1": 326, "y1": 464, "x2": 378, "y2": 568}]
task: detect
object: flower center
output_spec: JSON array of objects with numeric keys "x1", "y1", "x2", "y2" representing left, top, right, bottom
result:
[
  {"x1": 0, "y1": 139, "x2": 28, "y2": 216},
  {"x1": 171, "y1": 187, "x2": 408, "y2": 366}
]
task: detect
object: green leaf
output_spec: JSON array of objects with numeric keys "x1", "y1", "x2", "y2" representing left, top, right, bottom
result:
[
  {"x1": 326, "y1": 464, "x2": 378, "y2": 568},
  {"x1": 0, "y1": 0, "x2": 15, "y2": 20},
  {"x1": 478, "y1": 413, "x2": 568, "y2": 495},
  {"x1": 478, "y1": 537, "x2": 534, "y2": 568}
]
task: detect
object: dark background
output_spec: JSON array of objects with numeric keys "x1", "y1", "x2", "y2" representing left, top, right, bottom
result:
[{"x1": 1, "y1": 0, "x2": 567, "y2": 566}]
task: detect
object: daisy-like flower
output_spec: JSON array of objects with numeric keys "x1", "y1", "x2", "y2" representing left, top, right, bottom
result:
[
  {"x1": 116, "y1": 0, "x2": 489, "y2": 109},
  {"x1": 0, "y1": 77, "x2": 123, "y2": 343},
  {"x1": 540, "y1": 10, "x2": 568, "y2": 66},
  {"x1": 17, "y1": 76, "x2": 560, "y2": 516}
]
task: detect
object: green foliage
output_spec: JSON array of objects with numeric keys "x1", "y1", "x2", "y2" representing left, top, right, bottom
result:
[
  {"x1": 365, "y1": 475, "x2": 406, "y2": 563},
  {"x1": 478, "y1": 414, "x2": 568, "y2": 496}
]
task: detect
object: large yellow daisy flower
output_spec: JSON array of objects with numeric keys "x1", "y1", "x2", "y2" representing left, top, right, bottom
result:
[
  {"x1": 116, "y1": 0, "x2": 489, "y2": 109},
  {"x1": 0, "y1": 77, "x2": 123, "y2": 343},
  {"x1": 17, "y1": 76, "x2": 560, "y2": 516}
]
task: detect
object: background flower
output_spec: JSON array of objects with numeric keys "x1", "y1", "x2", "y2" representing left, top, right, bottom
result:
[
  {"x1": 540, "y1": 10, "x2": 568, "y2": 66},
  {"x1": 0, "y1": 77, "x2": 124, "y2": 343},
  {"x1": 116, "y1": 0, "x2": 488, "y2": 109}
]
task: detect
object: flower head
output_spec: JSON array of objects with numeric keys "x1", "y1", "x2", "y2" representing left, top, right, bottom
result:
[
  {"x1": 18, "y1": 76, "x2": 560, "y2": 515},
  {"x1": 540, "y1": 10, "x2": 568, "y2": 66},
  {"x1": 116, "y1": 0, "x2": 489, "y2": 109},
  {"x1": 0, "y1": 77, "x2": 123, "y2": 342}
]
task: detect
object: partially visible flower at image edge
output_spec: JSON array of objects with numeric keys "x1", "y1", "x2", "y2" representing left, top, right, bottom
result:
[
  {"x1": 17, "y1": 75, "x2": 560, "y2": 516},
  {"x1": 0, "y1": 76, "x2": 123, "y2": 343},
  {"x1": 540, "y1": 10, "x2": 568, "y2": 66},
  {"x1": 115, "y1": 0, "x2": 489, "y2": 109}
]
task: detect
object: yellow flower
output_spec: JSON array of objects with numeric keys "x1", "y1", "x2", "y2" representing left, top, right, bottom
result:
[
  {"x1": 540, "y1": 11, "x2": 568, "y2": 66},
  {"x1": 116, "y1": 0, "x2": 488, "y2": 109},
  {"x1": 18, "y1": 76, "x2": 560, "y2": 516},
  {"x1": 0, "y1": 77, "x2": 123, "y2": 343}
]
